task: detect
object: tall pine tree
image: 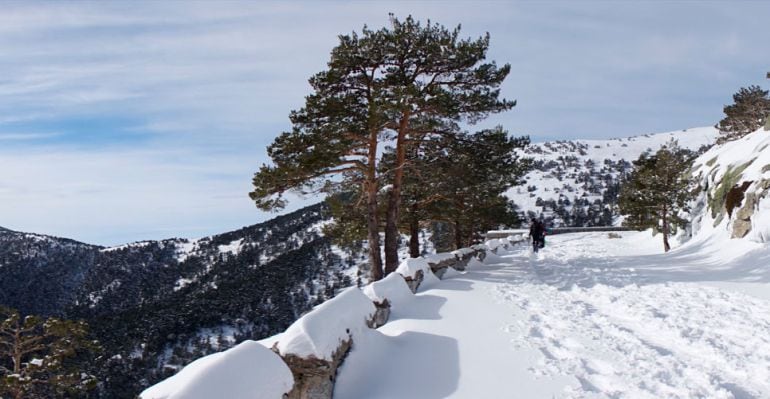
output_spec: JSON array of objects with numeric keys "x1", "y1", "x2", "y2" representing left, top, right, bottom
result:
[
  {"x1": 250, "y1": 15, "x2": 515, "y2": 278},
  {"x1": 249, "y1": 23, "x2": 389, "y2": 280},
  {"x1": 618, "y1": 140, "x2": 695, "y2": 252},
  {"x1": 375, "y1": 15, "x2": 515, "y2": 274}
]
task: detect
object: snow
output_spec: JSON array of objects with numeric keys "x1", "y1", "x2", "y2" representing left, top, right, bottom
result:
[
  {"x1": 174, "y1": 239, "x2": 198, "y2": 262},
  {"x1": 217, "y1": 238, "x2": 243, "y2": 255},
  {"x1": 144, "y1": 228, "x2": 770, "y2": 398},
  {"x1": 140, "y1": 340, "x2": 293, "y2": 399},
  {"x1": 334, "y1": 231, "x2": 770, "y2": 398},
  {"x1": 424, "y1": 252, "x2": 456, "y2": 264},
  {"x1": 363, "y1": 273, "x2": 414, "y2": 311},
  {"x1": 172, "y1": 278, "x2": 193, "y2": 292},
  {"x1": 395, "y1": 257, "x2": 441, "y2": 290},
  {"x1": 395, "y1": 257, "x2": 431, "y2": 279},
  {"x1": 101, "y1": 241, "x2": 153, "y2": 252},
  {"x1": 276, "y1": 286, "x2": 375, "y2": 360}
]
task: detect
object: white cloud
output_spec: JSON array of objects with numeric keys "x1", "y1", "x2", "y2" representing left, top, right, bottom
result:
[
  {"x1": 0, "y1": 132, "x2": 61, "y2": 141},
  {"x1": 0, "y1": 1, "x2": 768, "y2": 243}
]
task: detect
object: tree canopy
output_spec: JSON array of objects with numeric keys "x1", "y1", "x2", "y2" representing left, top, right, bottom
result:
[
  {"x1": 0, "y1": 307, "x2": 98, "y2": 399},
  {"x1": 715, "y1": 85, "x2": 770, "y2": 144},
  {"x1": 250, "y1": 15, "x2": 517, "y2": 279}
]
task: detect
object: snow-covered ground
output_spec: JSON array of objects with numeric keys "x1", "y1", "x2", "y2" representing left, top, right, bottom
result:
[{"x1": 335, "y1": 231, "x2": 770, "y2": 399}]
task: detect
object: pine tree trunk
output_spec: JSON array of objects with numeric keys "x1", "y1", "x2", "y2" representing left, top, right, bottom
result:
[
  {"x1": 454, "y1": 220, "x2": 463, "y2": 250},
  {"x1": 384, "y1": 110, "x2": 410, "y2": 274},
  {"x1": 12, "y1": 324, "x2": 23, "y2": 399},
  {"x1": 662, "y1": 206, "x2": 671, "y2": 252},
  {"x1": 366, "y1": 128, "x2": 383, "y2": 281},
  {"x1": 409, "y1": 216, "x2": 420, "y2": 258}
]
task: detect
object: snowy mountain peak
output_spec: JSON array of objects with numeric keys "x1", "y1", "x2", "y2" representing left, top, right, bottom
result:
[{"x1": 524, "y1": 126, "x2": 716, "y2": 161}]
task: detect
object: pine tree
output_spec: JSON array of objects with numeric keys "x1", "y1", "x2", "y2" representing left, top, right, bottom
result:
[
  {"x1": 250, "y1": 15, "x2": 515, "y2": 278},
  {"x1": 715, "y1": 85, "x2": 770, "y2": 144},
  {"x1": 409, "y1": 128, "x2": 530, "y2": 249},
  {"x1": 618, "y1": 140, "x2": 695, "y2": 252},
  {"x1": 249, "y1": 21, "x2": 389, "y2": 280},
  {"x1": 0, "y1": 307, "x2": 98, "y2": 399},
  {"x1": 376, "y1": 15, "x2": 515, "y2": 274}
]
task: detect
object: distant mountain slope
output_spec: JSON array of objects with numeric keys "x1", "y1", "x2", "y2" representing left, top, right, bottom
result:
[
  {"x1": 508, "y1": 127, "x2": 718, "y2": 226},
  {"x1": 0, "y1": 203, "x2": 361, "y2": 398},
  {"x1": 0, "y1": 228, "x2": 101, "y2": 315}
]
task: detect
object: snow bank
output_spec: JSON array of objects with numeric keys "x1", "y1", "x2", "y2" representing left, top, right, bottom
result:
[
  {"x1": 395, "y1": 258, "x2": 441, "y2": 290},
  {"x1": 276, "y1": 287, "x2": 375, "y2": 360},
  {"x1": 483, "y1": 252, "x2": 507, "y2": 264},
  {"x1": 140, "y1": 340, "x2": 292, "y2": 399},
  {"x1": 363, "y1": 273, "x2": 413, "y2": 309},
  {"x1": 450, "y1": 247, "x2": 475, "y2": 257},
  {"x1": 466, "y1": 257, "x2": 484, "y2": 269},
  {"x1": 424, "y1": 252, "x2": 456, "y2": 264},
  {"x1": 441, "y1": 267, "x2": 463, "y2": 279},
  {"x1": 484, "y1": 238, "x2": 506, "y2": 251},
  {"x1": 481, "y1": 235, "x2": 524, "y2": 252}
]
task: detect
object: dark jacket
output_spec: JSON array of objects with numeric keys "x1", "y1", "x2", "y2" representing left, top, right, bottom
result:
[{"x1": 529, "y1": 220, "x2": 545, "y2": 239}]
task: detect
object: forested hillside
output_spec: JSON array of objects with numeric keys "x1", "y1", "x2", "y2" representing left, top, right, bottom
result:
[{"x1": 0, "y1": 204, "x2": 361, "y2": 398}]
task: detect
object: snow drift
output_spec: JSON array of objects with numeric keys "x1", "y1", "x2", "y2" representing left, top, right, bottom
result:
[{"x1": 140, "y1": 340, "x2": 293, "y2": 399}]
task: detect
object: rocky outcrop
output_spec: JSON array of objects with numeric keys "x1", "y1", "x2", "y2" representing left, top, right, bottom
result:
[
  {"x1": 689, "y1": 128, "x2": 770, "y2": 243},
  {"x1": 732, "y1": 179, "x2": 770, "y2": 238}
]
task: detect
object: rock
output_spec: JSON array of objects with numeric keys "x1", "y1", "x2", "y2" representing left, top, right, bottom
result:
[
  {"x1": 732, "y1": 179, "x2": 770, "y2": 238},
  {"x1": 427, "y1": 257, "x2": 455, "y2": 277},
  {"x1": 281, "y1": 337, "x2": 352, "y2": 399},
  {"x1": 403, "y1": 269, "x2": 424, "y2": 293},
  {"x1": 369, "y1": 299, "x2": 391, "y2": 329}
]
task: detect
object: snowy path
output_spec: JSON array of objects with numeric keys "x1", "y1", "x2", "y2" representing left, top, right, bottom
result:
[{"x1": 335, "y1": 232, "x2": 770, "y2": 399}]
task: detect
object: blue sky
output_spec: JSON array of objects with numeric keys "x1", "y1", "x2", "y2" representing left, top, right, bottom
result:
[{"x1": 1, "y1": 1, "x2": 768, "y2": 245}]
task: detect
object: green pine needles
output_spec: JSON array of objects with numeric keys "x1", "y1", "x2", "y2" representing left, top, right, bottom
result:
[
  {"x1": 0, "y1": 307, "x2": 99, "y2": 399},
  {"x1": 249, "y1": 15, "x2": 526, "y2": 280},
  {"x1": 618, "y1": 140, "x2": 696, "y2": 252},
  {"x1": 716, "y1": 85, "x2": 770, "y2": 144}
]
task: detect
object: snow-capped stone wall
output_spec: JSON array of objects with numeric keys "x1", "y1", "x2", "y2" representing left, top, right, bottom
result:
[{"x1": 140, "y1": 235, "x2": 525, "y2": 399}]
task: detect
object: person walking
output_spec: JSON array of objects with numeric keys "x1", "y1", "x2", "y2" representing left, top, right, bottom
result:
[{"x1": 529, "y1": 218, "x2": 545, "y2": 253}]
